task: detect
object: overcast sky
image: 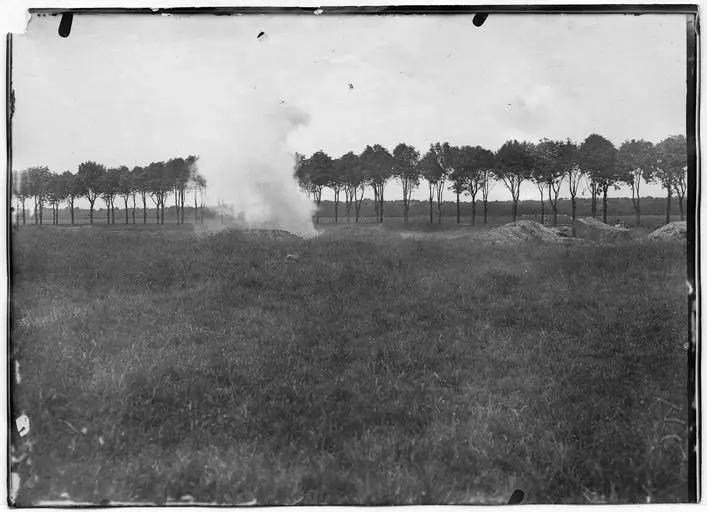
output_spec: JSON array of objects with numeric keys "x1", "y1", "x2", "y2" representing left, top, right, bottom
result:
[{"x1": 13, "y1": 12, "x2": 686, "y2": 205}]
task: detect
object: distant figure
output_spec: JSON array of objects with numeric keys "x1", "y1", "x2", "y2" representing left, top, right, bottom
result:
[{"x1": 614, "y1": 218, "x2": 626, "y2": 229}]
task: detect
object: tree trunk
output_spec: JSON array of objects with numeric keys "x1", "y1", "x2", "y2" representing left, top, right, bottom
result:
[
  {"x1": 552, "y1": 203, "x2": 558, "y2": 227},
  {"x1": 69, "y1": 199, "x2": 74, "y2": 225},
  {"x1": 571, "y1": 196, "x2": 577, "y2": 222},
  {"x1": 456, "y1": 192, "x2": 460, "y2": 224},
  {"x1": 21, "y1": 198, "x2": 25, "y2": 224},
  {"x1": 161, "y1": 203, "x2": 165, "y2": 224},
  {"x1": 679, "y1": 196, "x2": 684, "y2": 221},
  {"x1": 591, "y1": 187, "x2": 597, "y2": 218},
  {"x1": 471, "y1": 199, "x2": 476, "y2": 226},
  {"x1": 89, "y1": 200, "x2": 94, "y2": 224},
  {"x1": 483, "y1": 199, "x2": 488, "y2": 224},
  {"x1": 112, "y1": 201, "x2": 116, "y2": 224},
  {"x1": 512, "y1": 200, "x2": 518, "y2": 222},
  {"x1": 175, "y1": 192, "x2": 180, "y2": 225},
  {"x1": 379, "y1": 186, "x2": 384, "y2": 223},
  {"x1": 132, "y1": 197, "x2": 136, "y2": 224},
  {"x1": 665, "y1": 187, "x2": 672, "y2": 224},
  {"x1": 429, "y1": 194, "x2": 433, "y2": 224},
  {"x1": 602, "y1": 187, "x2": 608, "y2": 224},
  {"x1": 334, "y1": 190, "x2": 339, "y2": 223},
  {"x1": 181, "y1": 189, "x2": 185, "y2": 224}
]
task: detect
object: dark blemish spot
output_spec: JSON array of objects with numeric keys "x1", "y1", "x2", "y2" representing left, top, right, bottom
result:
[
  {"x1": 58, "y1": 13, "x2": 73, "y2": 37},
  {"x1": 507, "y1": 489, "x2": 524, "y2": 504},
  {"x1": 257, "y1": 31, "x2": 265, "y2": 39},
  {"x1": 473, "y1": 13, "x2": 488, "y2": 27},
  {"x1": 348, "y1": 83, "x2": 354, "y2": 90},
  {"x1": 98, "y1": 499, "x2": 110, "y2": 506}
]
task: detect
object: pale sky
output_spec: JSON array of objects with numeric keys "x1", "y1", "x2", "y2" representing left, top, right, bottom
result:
[{"x1": 13, "y1": 12, "x2": 686, "y2": 206}]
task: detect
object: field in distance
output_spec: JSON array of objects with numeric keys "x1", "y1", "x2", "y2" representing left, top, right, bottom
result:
[{"x1": 10, "y1": 223, "x2": 688, "y2": 504}]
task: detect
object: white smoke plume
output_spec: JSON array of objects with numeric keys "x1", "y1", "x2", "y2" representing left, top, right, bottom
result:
[{"x1": 190, "y1": 33, "x2": 316, "y2": 236}]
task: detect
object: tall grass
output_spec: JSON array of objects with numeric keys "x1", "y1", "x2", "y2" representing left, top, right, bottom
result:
[{"x1": 10, "y1": 226, "x2": 688, "y2": 504}]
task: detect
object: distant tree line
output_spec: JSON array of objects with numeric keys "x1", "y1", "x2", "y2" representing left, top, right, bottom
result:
[
  {"x1": 13, "y1": 156, "x2": 208, "y2": 226},
  {"x1": 295, "y1": 134, "x2": 688, "y2": 226},
  {"x1": 314, "y1": 196, "x2": 684, "y2": 224}
]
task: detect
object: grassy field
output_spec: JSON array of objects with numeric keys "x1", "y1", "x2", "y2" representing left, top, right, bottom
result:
[{"x1": 10, "y1": 222, "x2": 688, "y2": 504}]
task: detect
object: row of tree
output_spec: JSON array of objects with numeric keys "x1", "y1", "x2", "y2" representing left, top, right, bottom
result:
[
  {"x1": 13, "y1": 156, "x2": 208, "y2": 225},
  {"x1": 295, "y1": 134, "x2": 687, "y2": 226}
]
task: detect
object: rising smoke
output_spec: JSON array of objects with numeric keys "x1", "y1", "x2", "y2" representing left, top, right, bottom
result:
[{"x1": 191, "y1": 31, "x2": 317, "y2": 236}]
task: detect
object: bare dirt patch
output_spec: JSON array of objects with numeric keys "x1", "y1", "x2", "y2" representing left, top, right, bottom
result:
[
  {"x1": 645, "y1": 221, "x2": 687, "y2": 241},
  {"x1": 479, "y1": 220, "x2": 561, "y2": 244},
  {"x1": 573, "y1": 217, "x2": 633, "y2": 243}
]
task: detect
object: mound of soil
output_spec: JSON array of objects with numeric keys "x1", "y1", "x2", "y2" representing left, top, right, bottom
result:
[
  {"x1": 550, "y1": 226, "x2": 574, "y2": 238},
  {"x1": 573, "y1": 217, "x2": 632, "y2": 243},
  {"x1": 645, "y1": 221, "x2": 687, "y2": 241},
  {"x1": 481, "y1": 220, "x2": 561, "y2": 244}
]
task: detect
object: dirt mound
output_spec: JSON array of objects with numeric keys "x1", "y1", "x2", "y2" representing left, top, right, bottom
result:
[
  {"x1": 550, "y1": 225, "x2": 573, "y2": 238},
  {"x1": 481, "y1": 220, "x2": 561, "y2": 244},
  {"x1": 573, "y1": 217, "x2": 632, "y2": 243},
  {"x1": 645, "y1": 221, "x2": 687, "y2": 241}
]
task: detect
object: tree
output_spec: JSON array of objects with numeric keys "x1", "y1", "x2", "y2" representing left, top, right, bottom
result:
[
  {"x1": 419, "y1": 147, "x2": 445, "y2": 224},
  {"x1": 392, "y1": 143, "x2": 421, "y2": 224},
  {"x1": 562, "y1": 140, "x2": 582, "y2": 222},
  {"x1": 430, "y1": 142, "x2": 455, "y2": 224},
  {"x1": 495, "y1": 140, "x2": 533, "y2": 221},
  {"x1": 534, "y1": 139, "x2": 571, "y2": 226},
  {"x1": 144, "y1": 161, "x2": 171, "y2": 224},
  {"x1": 360, "y1": 145, "x2": 393, "y2": 223},
  {"x1": 132, "y1": 166, "x2": 149, "y2": 224},
  {"x1": 117, "y1": 166, "x2": 133, "y2": 224},
  {"x1": 616, "y1": 139, "x2": 656, "y2": 226},
  {"x1": 192, "y1": 173, "x2": 207, "y2": 224},
  {"x1": 448, "y1": 146, "x2": 471, "y2": 224},
  {"x1": 300, "y1": 151, "x2": 333, "y2": 223},
  {"x1": 183, "y1": 155, "x2": 199, "y2": 224},
  {"x1": 25, "y1": 166, "x2": 53, "y2": 225},
  {"x1": 528, "y1": 143, "x2": 549, "y2": 225},
  {"x1": 46, "y1": 172, "x2": 68, "y2": 225},
  {"x1": 77, "y1": 161, "x2": 106, "y2": 224},
  {"x1": 60, "y1": 171, "x2": 82, "y2": 225},
  {"x1": 458, "y1": 146, "x2": 494, "y2": 225},
  {"x1": 14, "y1": 169, "x2": 30, "y2": 225},
  {"x1": 655, "y1": 135, "x2": 687, "y2": 223},
  {"x1": 166, "y1": 156, "x2": 194, "y2": 224},
  {"x1": 579, "y1": 134, "x2": 618, "y2": 224},
  {"x1": 100, "y1": 168, "x2": 121, "y2": 224},
  {"x1": 337, "y1": 152, "x2": 362, "y2": 223},
  {"x1": 294, "y1": 152, "x2": 311, "y2": 200},
  {"x1": 329, "y1": 157, "x2": 347, "y2": 223},
  {"x1": 480, "y1": 167, "x2": 495, "y2": 224}
]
